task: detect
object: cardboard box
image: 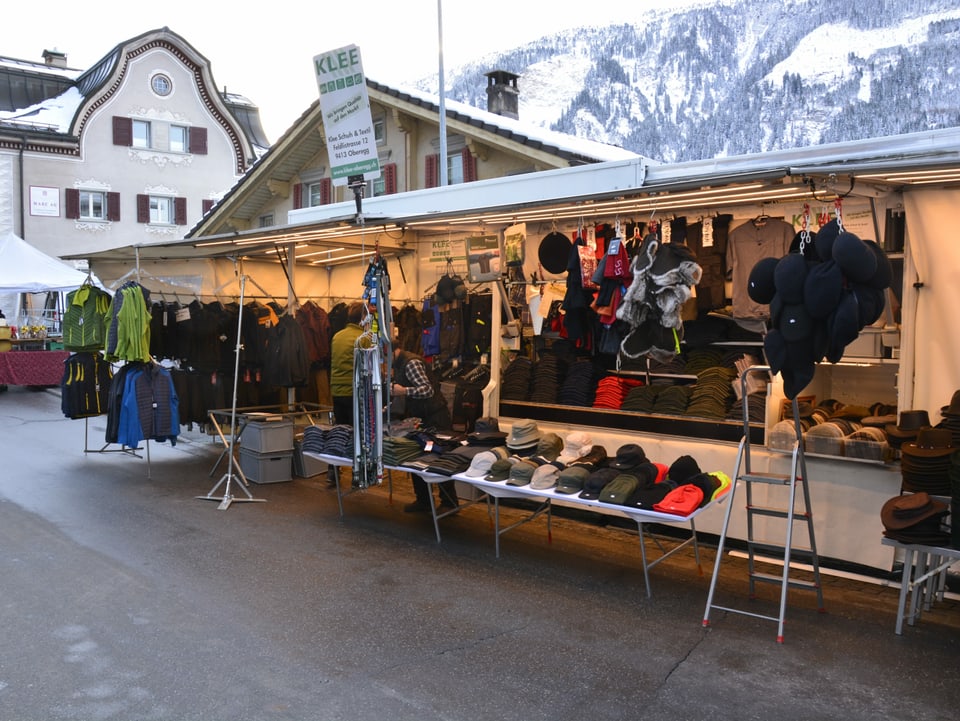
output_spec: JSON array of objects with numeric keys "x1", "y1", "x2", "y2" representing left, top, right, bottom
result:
[
  {"x1": 240, "y1": 420, "x2": 293, "y2": 454},
  {"x1": 239, "y1": 447, "x2": 293, "y2": 484}
]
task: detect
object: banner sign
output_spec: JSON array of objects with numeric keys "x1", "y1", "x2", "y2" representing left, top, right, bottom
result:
[{"x1": 313, "y1": 44, "x2": 381, "y2": 186}]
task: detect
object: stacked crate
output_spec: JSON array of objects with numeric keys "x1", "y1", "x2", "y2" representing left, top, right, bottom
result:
[{"x1": 238, "y1": 418, "x2": 294, "y2": 484}]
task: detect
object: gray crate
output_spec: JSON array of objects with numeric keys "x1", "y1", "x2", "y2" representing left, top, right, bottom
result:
[
  {"x1": 293, "y1": 441, "x2": 328, "y2": 478},
  {"x1": 240, "y1": 420, "x2": 293, "y2": 453},
  {"x1": 239, "y1": 447, "x2": 293, "y2": 484}
]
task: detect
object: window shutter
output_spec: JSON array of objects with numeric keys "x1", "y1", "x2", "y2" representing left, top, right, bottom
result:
[
  {"x1": 106, "y1": 192, "x2": 121, "y2": 221},
  {"x1": 188, "y1": 127, "x2": 208, "y2": 155},
  {"x1": 462, "y1": 148, "x2": 477, "y2": 183},
  {"x1": 292, "y1": 183, "x2": 303, "y2": 210},
  {"x1": 320, "y1": 178, "x2": 332, "y2": 205},
  {"x1": 174, "y1": 197, "x2": 187, "y2": 225},
  {"x1": 202, "y1": 198, "x2": 214, "y2": 214},
  {"x1": 65, "y1": 189, "x2": 80, "y2": 219},
  {"x1": 425, "y1": 153, "x2": 439, "y2": 188},
  {"x1": 112, "y1": 116, "x2": 132, "y2": 146},
  {"x1": 383, "y1": 163, "x2": 398, "y2": 194},
  {"x1": 136, "y1": 194, "x2": 149, "y2": 223}
]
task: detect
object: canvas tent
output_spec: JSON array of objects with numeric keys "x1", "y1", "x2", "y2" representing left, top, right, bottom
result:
[{"x1": 0, "y1": 231, "x2": 89, "y2": 292}]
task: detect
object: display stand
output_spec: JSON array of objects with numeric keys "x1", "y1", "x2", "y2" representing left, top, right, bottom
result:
[{"x1": 196, "y1": 274, "x2": 266, "y2": 509}]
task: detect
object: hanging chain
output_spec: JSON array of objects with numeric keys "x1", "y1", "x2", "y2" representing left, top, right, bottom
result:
[
  {"x1": 834, "y1": 197, "x2": 844, "y2": 232},
  {"x1": 798, "y1": 203, "x2": 812, "y2": 254}
]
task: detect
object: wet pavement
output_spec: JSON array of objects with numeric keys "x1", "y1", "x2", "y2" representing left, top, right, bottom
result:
[{"x1": 1, "y1": 384, "x2": 958, "y2": 721}]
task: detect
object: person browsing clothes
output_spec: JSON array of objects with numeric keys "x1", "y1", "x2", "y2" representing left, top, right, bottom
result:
[
  {"x1": 329, "y1": 302, "x2": 366, "y2": 425},
  {"x1": 391, "y1": 347, "x2": 458, "y2": 513}
]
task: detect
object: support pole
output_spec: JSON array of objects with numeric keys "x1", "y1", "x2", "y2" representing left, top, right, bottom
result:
[{"x1": 197, "y1": 274, "x2": 266, "y2": 509}]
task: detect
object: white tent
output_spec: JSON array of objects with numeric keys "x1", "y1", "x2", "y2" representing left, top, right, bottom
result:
[{"x1": 0, "y1": 231, "x2": 89, "y2": 292}]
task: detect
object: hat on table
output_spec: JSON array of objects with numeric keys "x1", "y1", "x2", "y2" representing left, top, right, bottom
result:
[
  {"x1": 608, "y1": 443, "x2": 647, "y2": 471},
  {"x1": 507, "y1": 459, "x2": 538, "y2": 486},
  {"x1": 555, "y1": 465, "x2": 590, "y2": 494},
  {"x1": 463, "y1": 450, "x2": 498, "y2": 478},
  {"x1": 556, "y1": 431, "x2": 594, "y2": 465},
  {"x1": 530, "y1": 463, "x2": 561, "y2": 490}
]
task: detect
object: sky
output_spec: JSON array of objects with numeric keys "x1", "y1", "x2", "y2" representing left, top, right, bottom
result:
[{"x1": 1, "y1": 0, "x2": 711, "y2": 143}]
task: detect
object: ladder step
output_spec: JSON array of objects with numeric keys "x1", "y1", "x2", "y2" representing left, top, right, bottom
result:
[
  {"x1": 747, "y1": 541, "x2": 816, "y2": 559},
  {"x1": 740, "y1": 472, "x2": 794, "y2": 485},
  {"x1": 747, "y1": 505, "x2": 812, "y2": 520},
  {"x1": 749, "y1": 571, "x2": 820, "y2": 591}
]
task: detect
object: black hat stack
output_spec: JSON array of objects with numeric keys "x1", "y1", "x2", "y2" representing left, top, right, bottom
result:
[
  {"x1": 937, "y1": 390, "x2": 960, "y2": 447},
  {"x1": 750, "y1": 218, "x2": 893, "y2": 399}
]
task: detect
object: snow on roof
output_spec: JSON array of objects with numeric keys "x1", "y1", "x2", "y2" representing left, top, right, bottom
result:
[
  {"x1": 0, "y1": 86, "x2": 82, "y2": 133},
  {"x1": 379, "y1": 80, "x2": 642, "y2": 163},
  {"x1": 0, "y1": 54, "x2": 82, "y2": 80}
]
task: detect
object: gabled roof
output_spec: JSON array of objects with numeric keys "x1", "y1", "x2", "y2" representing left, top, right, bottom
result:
[
  {"x1": 0, "y1": 28, "x2": 268, "y2": 163},
  {"x1": 188, "y1": 77, "x2": 643, "y2": 239}
]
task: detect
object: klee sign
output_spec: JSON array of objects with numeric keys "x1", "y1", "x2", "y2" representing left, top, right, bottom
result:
[{"x1": 313, "y1": 44, "x2": 381, "y2": 187}]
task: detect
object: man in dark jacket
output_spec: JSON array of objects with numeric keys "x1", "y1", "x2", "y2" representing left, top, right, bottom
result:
[{"x1": 391, "y1": 348, "x2": 457, "y2": 512}]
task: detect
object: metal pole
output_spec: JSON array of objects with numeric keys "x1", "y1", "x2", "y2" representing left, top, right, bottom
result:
[{"x1": 437, "y1": 0, "x2": 448, "y2": 187}]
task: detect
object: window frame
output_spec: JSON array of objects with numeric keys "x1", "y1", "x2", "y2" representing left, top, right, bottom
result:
[
  {"x1": 132, "y1": 120, "x2": 151, "y2": 149},
  {"x1": 78, "y1": 190, "x2": 107, "y2": 220},
  {"x1": 149, "y1": 195, "x2": 174, "y2": 225},
  {"x1": 169, "y1": 124, "x2": 188, "y2": 153}
]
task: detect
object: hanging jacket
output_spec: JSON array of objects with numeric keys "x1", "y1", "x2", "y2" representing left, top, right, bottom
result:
[{"x1": 62, "y1": 284, "x2": 112, "y2": 352}]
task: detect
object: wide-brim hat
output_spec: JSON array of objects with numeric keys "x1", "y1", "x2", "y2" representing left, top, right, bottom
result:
[
  {"x1": 880, "y1": 492, "x2": 949, "y2": 530},
  {"x1": 901, "y1": 427, "x2": 954, "y2": 458},
  {"x1": 885, "y1": 409, "x2": 931, "y2": 440},
  {"x1": 538, "y1": 231, "x2": 572, "y2": 275},
  {"x1": 941, "y1": 390, "x2": 960, "y2": 417}
]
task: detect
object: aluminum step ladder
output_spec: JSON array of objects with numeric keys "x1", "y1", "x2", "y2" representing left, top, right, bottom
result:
[{"x1": 702, "y1": 365, "x2": 825, "y2": 642}]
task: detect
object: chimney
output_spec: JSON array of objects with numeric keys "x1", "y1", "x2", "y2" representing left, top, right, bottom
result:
[
  {"x1": 485, "y1": 70, "x2": 520, "y2": 120},
  {"x1": 42, "y1": 49, "x2": 67, "y2": 68}
]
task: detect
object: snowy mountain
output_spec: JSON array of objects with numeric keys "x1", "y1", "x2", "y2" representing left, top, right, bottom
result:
[{"x1": 426, "y1": 0, "x2": 960, "y2": 162}]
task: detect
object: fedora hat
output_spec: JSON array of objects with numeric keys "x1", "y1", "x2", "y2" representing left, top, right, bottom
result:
[
  {"x1": 885, "y1": 410, "x2": 931, "y2": 440},
  {"x1": 880, "y1": 492, "x2": 948, "y2": 531},
  {"x1": 901, "y1": 427, "x2": 954, "y2": 458},
  {"x1": 941, "y1": 390, "x2": 960, "y2": 417}
]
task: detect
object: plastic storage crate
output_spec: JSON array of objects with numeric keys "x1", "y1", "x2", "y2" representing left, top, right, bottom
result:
[
  {"x1": 293, "y1": 440, "x2": 328, "y2": 478},
  {"x1": 240, "y1": 420, "x2": 294, "y2": 454},
  {"x1": 239, "y1": 447, "x2": 293, "y2": 484}
]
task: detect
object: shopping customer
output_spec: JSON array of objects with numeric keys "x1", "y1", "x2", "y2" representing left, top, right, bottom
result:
[
  {"x1": 329, "y1": 302, "x2": 365, "y2": 425},
  {"x1": 391, "y1": 346, "x2": 457, "y2": 512}
]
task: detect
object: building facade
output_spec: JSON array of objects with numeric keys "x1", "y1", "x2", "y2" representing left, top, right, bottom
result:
[{"x1": 0, "y1": 27, "x2": 268, "y2": 263}]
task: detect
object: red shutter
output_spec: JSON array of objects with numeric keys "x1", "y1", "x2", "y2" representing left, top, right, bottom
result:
[
  {"x1": 106, "y1": 192, "x2": 121, "y2": 221},
  {"x1": 462, "y1": 148, "x2": 477, "y2": 183},
  {"x1": 383, "y1": 163, "x2": 397, "y2": 194},
  {"x1": 424, "y1": 153, "x2": 439, "y2": 188},
  {"x1": 136, "y1": 194, "x2": 149, "y2": 223},
  {"x1": 202, "y1": 198, "x2": 214, "y2": 214},
  {"x1": 188, "y1": 127, "x2": 208, "y2": 155},
  {"x1": 292, "y1": 183, "x2": 303, "y2": 210},
  {"x1": 65, "y1": 188, "x2": 80, "y2": 219},
  {"x1": 320, "y1": 178, "x2": 332, "y2": 205},
  {"x1": 112, "y1": 116, "x2": 132, "y2": 146},
  {"x1": 174, "y1": 197, "x2": 187, "y2": 225}
]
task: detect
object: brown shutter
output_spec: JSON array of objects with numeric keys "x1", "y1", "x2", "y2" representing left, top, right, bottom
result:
[
  {"x1": 112, "y1": 116, "x2": 132, "y2": 146},
  {"x1": 188, "y1": 127, "x2": 208, "y2": 155},
  {"x1": 424, "y1": 153, "x2": 439, "y2": 189},
  {"x1": 292, "y1": 183, "x2": 303, "y2": 210},
  {"x1": 202, "y1": 198, "x2": 214, "y2": 214},
  {"x1": 320, "y1": 178, "x2": 333, "y2": 205},
  {"x1": 383, "y1": 163, "x2": 397, "y2": 194},
  {"x1": 174, "y1": 197, "x2": 187, "y2": 225},
  {"x1": 462, "y1": 147, "x2": 477, "y2": 183},
  {"x1": 106, "y1": 192, "x2": 121, "y2": 221},
  {"x1": 65, "y1": 188, "x2": 80, "y2": 219},
  {"x1": 136, "y1": 194, "x2": 150, "y2": 223}
]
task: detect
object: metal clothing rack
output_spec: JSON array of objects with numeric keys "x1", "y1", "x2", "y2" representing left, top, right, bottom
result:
[{"x1": 196, "y1": 274, "x2": 266, "y2": 510}]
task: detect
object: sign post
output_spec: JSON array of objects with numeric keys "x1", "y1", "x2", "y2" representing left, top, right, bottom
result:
[{"x1": 313, "y1": 44, "x2": 381, "y2": 224}]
